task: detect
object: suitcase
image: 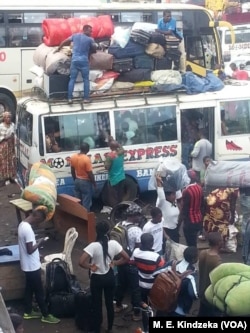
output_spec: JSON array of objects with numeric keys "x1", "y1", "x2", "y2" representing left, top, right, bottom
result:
[
  {"x1": 112, "y1": 57, "x2": 133, "y2": 73},
  {"x1": 133, "y1": 54, "x2": 155, "y2": 70},
  {"x1": 165, "y1": 35, "x2": 180, "y2": 51},
  {"x1": 89, "y1": 51, "x2": 114, "y2": 70},
  {"x1": 48, "y1": 292, "x2": 76, "y2": 318},
  {"x1": 74, "y1": 288, "x2": 95, "y2": 332},
  {"x1": 154, "y1": 56, "x2": 172, "y2": 70},
  {"x1": 117, "y1": 68, "x2": 152, "y2": 83},
  {"x1": 149, "y1": 32, "x2": 166, "y2": 47},
  {"x1": 130, "y1": 29, "x2": 151, "y2": 46}
]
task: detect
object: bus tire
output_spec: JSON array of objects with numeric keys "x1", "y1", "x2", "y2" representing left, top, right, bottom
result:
[
  {"x1": 0, "y1": 92, "x2": 17, "y2": 120},
  {"x1": 101, "y1": 175, "x2": 138, "y2": 208}
]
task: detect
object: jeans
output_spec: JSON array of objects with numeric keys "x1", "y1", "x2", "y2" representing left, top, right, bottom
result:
[
  {"x1": 68, "y1": 60, "x2": 90, "y2": 100},
  {"x1": 74, "y1": 178, "x2": 93, "y2": 211},
  {"x1": 114, "y1": 264, "x2": 141, "y2": 315},
  {"x1": 90, "y1": 268, "x2": 115, "y2": 333},
  {"x1": 24, "y1": 269, "x2": 48, "y2": 316}
]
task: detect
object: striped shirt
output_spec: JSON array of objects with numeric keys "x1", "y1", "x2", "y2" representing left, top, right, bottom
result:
[
  {"x1": 182, "y1": 183, "x2": 203, "y2": 223},
  {"x1": 131, "y1": 248, "x2": 165, "y2": 289}
]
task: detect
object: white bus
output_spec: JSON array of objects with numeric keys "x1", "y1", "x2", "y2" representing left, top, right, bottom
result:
[
  {"x1": 219, "y1": 24, "x2": 250, "y2": 64},
  {"x1": 15, "y1": 81, "x2": 250, "y2": 206},
  {"x1": 0, "y1": 0, "x2": 231, "y2": 115}
]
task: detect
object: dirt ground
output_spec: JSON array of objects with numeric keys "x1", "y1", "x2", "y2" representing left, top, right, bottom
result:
[{"x1": 0, "y1": 183, "x2": 244, "y2": 333}]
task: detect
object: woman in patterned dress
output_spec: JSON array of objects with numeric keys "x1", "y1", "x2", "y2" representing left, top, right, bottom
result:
[{"x1": 0, "y1": 111, "x2": 16, "y2": 186}]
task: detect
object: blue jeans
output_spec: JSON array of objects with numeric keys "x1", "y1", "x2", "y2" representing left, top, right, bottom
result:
[
  {"x1": 74, "y1": 178, "x2": 93, "y2": 211},
  {"x1": 68, "y1": 60, "x2": 90, "y2": 100}
]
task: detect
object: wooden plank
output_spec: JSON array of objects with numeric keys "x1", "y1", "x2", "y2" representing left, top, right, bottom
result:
[
  {"x1": 0, "y1": 290, "x2": 15, "y2": 333},
  {"x1": 0, "y1": 264, "x2": 25, "y2": 301},
  {"x1": 9, "y1": 198, "x2": 32, "y2": 212},
  {"x1": 53, "y1": 194, "x2": 96, "y2": 243}
]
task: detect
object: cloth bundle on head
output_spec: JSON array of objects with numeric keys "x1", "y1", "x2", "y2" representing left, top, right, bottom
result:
[
  {"x1": 126, "y1": 203, "x2": 142, "y2": 216},
  {"x1": 162, "y1": 171, "x2": 177, "y2": 193}
]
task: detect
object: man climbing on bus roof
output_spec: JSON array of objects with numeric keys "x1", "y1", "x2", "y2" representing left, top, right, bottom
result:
[
  {"x1": 156, "y1": 10, "x2": 182, "y2": 41},
  {"x1": 56, "y1": 25, "x2": 97, "y2": 104}
]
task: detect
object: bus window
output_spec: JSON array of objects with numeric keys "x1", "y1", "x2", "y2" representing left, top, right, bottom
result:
[
  {"x1": 8, "y1": 26, "x2": 42, "y2": 47},
  {"x1": 43, "y1": 112, "x2": 110, "y2": 152},
  {"x1": 8, "y1": 13, "x2": 23, "y2": 23},
  {"x1": 24, "y1": 12, "x2": 47, "y2": 23},
  {"x1": 222, "y1": 100, "x2": 250, "y2": 135},
  {"x1": 114, "y1": 106, "x2": 177, "y2": 146},
  {"x1": 0, "y1": 13, "x2": 4, "y2": 24},
  {"x1": 19, "y1": 111, "x2": 32, "y2": 146},
  {"x1": 0, "y1": 27, "x2": 6, "y2": 47}
]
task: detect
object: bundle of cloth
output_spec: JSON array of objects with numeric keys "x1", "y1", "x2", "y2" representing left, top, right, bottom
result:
[
  {"x1": 205, "y1": 262, "x2": 250, "y2": 316},
  {"x1": 21, "y1": 162, "x2": 57, "y2": 221}
]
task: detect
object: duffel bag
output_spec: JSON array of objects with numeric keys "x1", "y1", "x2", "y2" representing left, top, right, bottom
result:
[
  {"x1": 145, "y1": 43, "x2": 165, "y2": 59},
  {"x1": 149, "y1": 32, "x2": 166, "y2": 47},
  {"x1": 48, "y1": 292, "x2": 76, "y2": 318},
  {"x1": 117, "y1": 68, "x2": 152, "y2": 83},
  {"x1": 108, "y1": 40, "x2": 145, "y2": 59},
  {"x1": 89, "y1": 51, "x2": 114, "y2": 70}
]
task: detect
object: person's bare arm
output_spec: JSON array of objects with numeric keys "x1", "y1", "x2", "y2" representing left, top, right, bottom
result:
[
  {"x1": 71, "y1": 166, "x2": 76, "y2": 181},
  {"x1": 56, "y1": 37, "x2": 71, "y2": 52},
  {"x1": 87, "y1": 171, "x2": 96, "y2": 188},
  {"x1": 26, "y1": 238, "x2": 45, "y2": 255}
]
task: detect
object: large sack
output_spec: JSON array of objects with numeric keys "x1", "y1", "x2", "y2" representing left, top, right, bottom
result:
[
  {"x1": 205, "y1": 160, "x2": 250, "y2": 188},
  {"x1": 151, "y1": 70, "x2": 182, "y2": 85},
  {"x1": 42, "y1": 15, "x2": 114, "y2": 47},
  {"x1": 145, "y1": 43, "x2": 165, "y2": 59},
  {"x1": 21, "y1": 162, "x2": 57, "y2": 221},
  {"x1": 45, "y1": 51, "x2": 70, "y2": 75},
  {"x1": 33, "y1": 43, "x2": 54, "y2": 69},
  {"x1": 209, "y1": 262, "x2": 250, "y2": 285}
]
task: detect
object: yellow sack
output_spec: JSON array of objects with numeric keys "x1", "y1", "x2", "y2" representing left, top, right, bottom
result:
[{"x1": 134, "y1": 81, "x2": 155, "y2": 87}]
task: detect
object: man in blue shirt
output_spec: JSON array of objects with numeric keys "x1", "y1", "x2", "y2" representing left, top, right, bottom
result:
[
  {"x1": 57, "y1": 25, "x2": 96, "y2": 104},
  {"x1": 156, "y1": 10, "x2": 182, "y2": 40}
]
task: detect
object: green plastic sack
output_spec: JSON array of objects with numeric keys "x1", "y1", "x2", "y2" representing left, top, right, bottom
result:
[{"x1": 209, "y1": 263, "x2": 250, "y2": 285}]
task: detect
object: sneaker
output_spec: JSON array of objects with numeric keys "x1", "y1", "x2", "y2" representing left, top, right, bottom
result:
[
  {"x1": 114, "y1": 304, "x2": 128, "y2": 313},
  {"x1": 41, "y1": 314, "x2": 60, "y2": 324},
  {"x1": 23, "y1": 310, "x2": 42, "y2": 319},
  {"x1": 68, "y1": 99, "x2": 73, "y2": 104}
]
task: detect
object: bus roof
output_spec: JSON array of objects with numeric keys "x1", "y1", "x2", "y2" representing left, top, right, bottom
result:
[
  {"x1": 18, "y1": 81, "x2": 250, "y2": 116},
  {"x1": 0, "y1": 0, "x2": 212, "y2": 12}
]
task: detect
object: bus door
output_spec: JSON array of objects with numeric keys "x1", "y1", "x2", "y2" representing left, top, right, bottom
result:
[
  {"x1": 21, "y1": 49, "x2": 36, "y2": 94},
  {"x1": 180, "y1": 101, "x2": 215, "y2": 169},
  {"x1": 215, "y1": 99, "x2": 250, "y2": 161}
]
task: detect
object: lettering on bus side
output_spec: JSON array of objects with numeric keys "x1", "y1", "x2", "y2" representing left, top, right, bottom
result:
[
  {"x1": 0, "y1": 51, "x2": 6, "y2": 62},
  {"x1": 40, "y1": 144, "x2": 178, "y2": 168}
]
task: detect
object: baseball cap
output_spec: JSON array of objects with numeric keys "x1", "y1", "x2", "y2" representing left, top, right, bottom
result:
[
  {"x1": 187, "y1": 169, "x2": 197, "y2": 181},
  {"x1": 126, "y1": 203, "x2": 142, "y2": 216}
]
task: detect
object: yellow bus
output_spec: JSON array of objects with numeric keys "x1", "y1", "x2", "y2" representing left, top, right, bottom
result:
[{"x1": 0, "y1": 0, "x2": 231, "y2": 116}]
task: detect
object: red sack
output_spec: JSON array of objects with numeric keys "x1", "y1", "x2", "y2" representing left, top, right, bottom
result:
[
  {"x1": 95, "y1": 15, "x2": 114, "y2": 39},
  {"x1": 80, "y1": 17, "x2": 100, "y2": 39},
  {"x1": 42, "y1": 19, "x2": 71, "y2": 46}
]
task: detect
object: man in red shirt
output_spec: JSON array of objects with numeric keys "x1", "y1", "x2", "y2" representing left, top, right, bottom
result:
[
  {"x1": 181, "y1": 169, "x2": 204, "y2": 247},
  {"x1": 230, "y1": 63, "x2": 249, "y2": 80}
]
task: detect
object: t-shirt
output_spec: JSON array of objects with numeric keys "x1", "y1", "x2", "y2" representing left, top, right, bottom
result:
[
  {"x1": 142, "y1": 220, "x2": 163, "y2": 253},
  {"x1": 157, "y1": 17, "x2": 182, "y2": 39},
  {"x1": 18, "y1": 221, "x2": 40, "y2": 272},
  {"x1": 131, "y1": 248, "x2": 165, "y2": 289},
  {"x1": 191, "y1": 138, "x2": 212, "y2": 172},
  {"x1": 105, "y1": 148, "x2": 125, "y2": 186},
  {"x1": 84, "y1": 239, "x2": 122, "y2": 275},
  {"x1": 232, "y1": 69, "x2": 249, "y2": 80},
  {"x1": 156, "y1": 187, "x2": 180, "y2": 229},
  {"x1": 70, "y1": 153, "x2": 93, "y2": 180},
  {"x1": 70, "y1": 33, "x2": 93, "y2": 62}
]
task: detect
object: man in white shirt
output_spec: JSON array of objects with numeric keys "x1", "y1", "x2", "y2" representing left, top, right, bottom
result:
[
  {"x1": 190, "y1": 129, "x2": 212, "y2": 180},
  {"x1": 18, "y1": 209, "x2": 60, "y2": 324},
  {"x1": 143, "y1": 207, "x2": 164, "y2": 255}
]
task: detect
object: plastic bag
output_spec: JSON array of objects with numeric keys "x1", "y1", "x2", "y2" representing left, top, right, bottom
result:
[{"x1": 225, "y1": 224, "x2": 239, "y2": 253}]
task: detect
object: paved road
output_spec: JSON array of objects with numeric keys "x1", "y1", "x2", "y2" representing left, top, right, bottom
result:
[{"x1": 0, "y1": 183, "x2": 244, "y2": 333}]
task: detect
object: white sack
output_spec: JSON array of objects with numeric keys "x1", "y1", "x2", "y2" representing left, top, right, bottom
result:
[
  {"x1": 151, "y1": 70, "x2": 182, "y2": 85},
  {"x1": 33, "y1": 43, "x2": 54, "y2": 69}
]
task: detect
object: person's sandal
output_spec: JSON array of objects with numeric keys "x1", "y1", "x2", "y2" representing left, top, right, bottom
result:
[{"x1": 114, "y1": 304, "x2": 128, "y2": 313}]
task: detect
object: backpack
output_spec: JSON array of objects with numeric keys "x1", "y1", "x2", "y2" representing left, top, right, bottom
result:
[
  {"x1": 109, "y1": 222, "x2": 134, "y2": 256},
  {"x1": 45, "y1": 258, "x2": 72, "y2": 296},
  {"x1": 148, "y1": 260, "x2": 192, "y2": 312}
]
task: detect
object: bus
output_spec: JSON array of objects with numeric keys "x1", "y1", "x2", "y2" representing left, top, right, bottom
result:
[
  {"x1": 0, "y1": 0, "x2": 232, "y2": 116},
  {"x1": 15, "y1": 81, "x2": 250, "y2": 207},
  {"x1": 218, "y1": 24, "x2": 250, "y2": 63}
]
